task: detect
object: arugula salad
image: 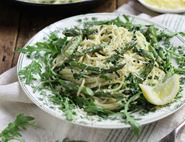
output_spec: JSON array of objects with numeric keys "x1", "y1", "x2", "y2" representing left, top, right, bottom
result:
[{"x1": 18, "y1": 15, "x2": 185, "y2": 134}]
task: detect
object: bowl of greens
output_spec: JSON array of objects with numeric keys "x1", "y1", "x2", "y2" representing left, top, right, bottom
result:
[{"x1": 17, "y1": 13, "x2": 185, "y2": 133}]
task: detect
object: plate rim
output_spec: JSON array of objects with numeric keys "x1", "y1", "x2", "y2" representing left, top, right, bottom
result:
[
  {"x1": 137, "y1": 0, "x2": 185, "y2": 13},
  {"x1": 13, "y1": 0, "x2": 97, "y2": 6},
  {"x1": 17, "y1": 12, "x2": 185, "y2": 129}
]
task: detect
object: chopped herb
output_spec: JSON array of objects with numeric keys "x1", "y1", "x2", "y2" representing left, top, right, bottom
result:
[{"x1": 0, "y1": 114, "x2": 35, "y2": 142}]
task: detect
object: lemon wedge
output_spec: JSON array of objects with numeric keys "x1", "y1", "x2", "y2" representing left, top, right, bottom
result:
[{"x1": 139, "y1": 74, "x2": 180, "y2": 105}]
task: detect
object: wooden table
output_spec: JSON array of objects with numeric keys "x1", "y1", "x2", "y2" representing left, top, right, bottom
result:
[{"x1": 0, "y1": 0, "x2": 127, "y2": 74}]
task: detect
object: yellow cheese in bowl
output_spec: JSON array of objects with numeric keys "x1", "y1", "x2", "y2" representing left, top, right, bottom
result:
[{"x1": 144, "y1": 0, "x2": 185, "y2": 9}]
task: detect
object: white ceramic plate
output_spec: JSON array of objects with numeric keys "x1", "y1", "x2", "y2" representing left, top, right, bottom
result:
[
  {"x1": 138, "y1": 0, "x2": 185, "y2": 13},
  {"x1": 17, "y1": 13, "x2": 185, "y2": 129},
  {"x1": 14, "y1": 0, "x2": 96, "y2": 6}
]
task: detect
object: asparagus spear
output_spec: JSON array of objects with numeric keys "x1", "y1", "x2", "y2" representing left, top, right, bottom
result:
[
  {"x1": 63, "y1": 35, "x2": 82, "y2": 57},
  {"x1": 74, "y1": 44, "x2": 106, "y2": 57},
  {"x1": 140, "y1": 60, "x2": 155, "y2": 81},
  {"x1": 174, "y1": 68, "x2": 185, "y2": 74},
  {"x1": 135, "y1": 48, "x2": 154, "y2": 60},
  {"x1": 55, "y1": 44, "x2": 107, "y2": 71},
  {"x1": 106, "y1": 54, "x2": 122, "y2": 64},
  {"x1": 132, "y1": 47, "x2": 155, "y2": 80},
  {"x1": 63, "y1": 28, "x2": 81, "y2": 37},
  {"x1": 58, "y1": 79, "x2": 94, "y2": 96},
  {"x1": 106, "y1": 41, "x2": 136, "y2": 64},
  {"x1": 68, "y1": 61, "x2": 126, "y2": 74},
  {"x1": 94, "y1": 90, "x2": 123, "y2": 98},
  {"x1": 149, "y1": 45, "x2": 163, "y2": 64},
  {"x1": 63, "y1": 28, "x2": 97, "y2": 37},
  {"x1": 53, "y1": 36, "x2": 82, "y2": 69},
  {"x1": 84, "y1": 15, "x2": 132, "y2": 29},
  {"x1": 145, "y1": 25, "x2": 158, "y2": 44}
]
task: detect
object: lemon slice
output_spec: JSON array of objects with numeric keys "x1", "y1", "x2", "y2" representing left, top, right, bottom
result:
[{"x1": 139, "y1": 74, "x2": 180, "y2": 105}]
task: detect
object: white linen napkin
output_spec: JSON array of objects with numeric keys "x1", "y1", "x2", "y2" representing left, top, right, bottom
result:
[{"x1": 1, "y1": 1, "x2": 185, "y2": 142}]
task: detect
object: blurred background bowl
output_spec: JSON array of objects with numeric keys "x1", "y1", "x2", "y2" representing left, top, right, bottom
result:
[{"x1": 11, "y1": 0, "x2": 104, "y2": 16}]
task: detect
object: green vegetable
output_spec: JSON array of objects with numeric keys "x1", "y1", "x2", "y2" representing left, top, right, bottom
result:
[
  {"x1": 84, "y1": 15, "x2": 133, "y2": 30},
  {"x1": 19, "y1": 60, "x2": 41, "y2": 84},
  {"x1": 105, "y1": 43, "x2": 133, "y2": 64},
  {"x1": 140, "y1": 60, "x2": 155, "y2": 81},
  {"x1": 51, "y1": 95, "x2": 76, "y2": 121},
  {"x1": 17, "y1": 34, "x2": 68, "y2": 57},
  {"x1": 122, "y1": 93, "x2": 141, "y2": 135},
  {"x1": 63, "y1": 27, "x2": 97, "y2": 38},
  {"x1": 69, "y1": 61, "x2": 126, "y2": 74},
  {"x1": 174, "y1": 68, "x2": 185, "y2": 74},
  {"x1": 0, "y1": 114, "x2": 87, "y2": 142},
  {"x1": 58, "y1": 79, "x2": 94, "y2": 96},
  {"x1": 63, "y1": 36, "x2": 82, "y2": 57},
  {"x1": 135, "y1": 48, "x2": 154, "y2": 60},
  {"x1": 75, "y1": 44, "x2": 106, "y2": 57},
  {"x1": 62, "y1": 138, "x2": 87, "y2": 142},
  {"x1": 0, "y1": 114, "x2": 35, "y2": 142}
]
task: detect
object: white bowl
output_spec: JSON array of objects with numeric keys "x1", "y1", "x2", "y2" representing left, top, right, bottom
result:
[
  {"x1": 138, "y1": 0, "x2": 185, "y2": 13},
  {"x1": 17, "y1": 13, "x2": 185, "y2": 129}
]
